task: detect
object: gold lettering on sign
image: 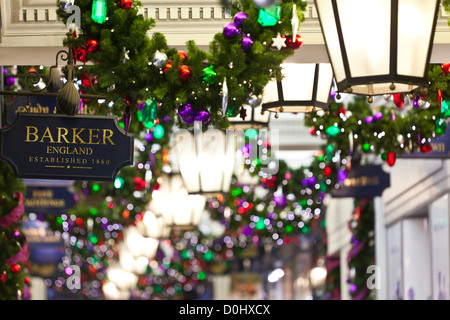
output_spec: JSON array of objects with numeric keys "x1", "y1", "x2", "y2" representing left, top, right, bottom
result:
[
  {"x1": 343, "y1": 176, "x2": 380, "y2": 187},
  {"x1": 24, "y1": 126, "x2": 116, "y2": 145},
  {"x1": 431, "y1": 143, "x2": 445, "y2": 152}
]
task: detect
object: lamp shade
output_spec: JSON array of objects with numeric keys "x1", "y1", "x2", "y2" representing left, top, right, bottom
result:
[
  {"x1": 261, "y1": 63, "x2": 334, "y2": 113},
  {"x1": 105, "y1": 264, "x2": 138, "y2": 291},
  {"x1": 314, "y1": 0, "x2": 440, "y2": 96},
  {"x1": 136, "y1": 209, "x2": 172, "y2": 240},
  {"x1": 122, "y1": 225, "x2": 159, "y2": 259},
  {"x1": 152, "y1": 173, "x2": 207, "y2": 230},
  {"x1": 173, "y1": 125, "x2": 236, "y2": 195}
]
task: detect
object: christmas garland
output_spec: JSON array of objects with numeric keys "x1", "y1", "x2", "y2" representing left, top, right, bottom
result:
[
  {"x1": 304, "y1": 64, "x2": 449, "y2": 167},
  {"x1": 347, "y1": 198, "x2": 375, "y2": 300},
  {"x1": 56, "y1": 0, "x2": 307, "y2": 131},
  {"x1": 0, "y1": 162, "x2": 29, "y2": 300}
]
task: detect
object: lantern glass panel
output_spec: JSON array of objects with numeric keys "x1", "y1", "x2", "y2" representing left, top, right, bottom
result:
[
  {"x1": 282, "y1": 63, "x2": 315, "y2": 101},
  {"x1": 317, "y1": 63, "x2": 334, "y2": 103},
  {"x1": 338, "y1": 0, "x2": 391, "y2": 79},
  {"x1": 397, "y1": 0, "x2": 436, "y2": 77},
  {"x1": 315, "y1": 0, "x2": 346, "y2": 81},
  {"x1": 175, "y1": 128, "x2": 236, "y2": 195}
]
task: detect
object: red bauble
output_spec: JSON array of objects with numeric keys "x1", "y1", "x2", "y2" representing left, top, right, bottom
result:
[
  {"x1": 441, "y1": 63, "x2": 450, "y2": 74},
  {"x1": 285, "y1": 34, "x2": 303, "y2": 50},
  {"x1": 11, "y1": 264, "x2": 21, "y2": 273},
  {"x1": 134, "y1": 177, "x2": 146, "y2": 191},
  {"x1": 163, "y1": 61, "x2": 172, "y2": 73},
  {"x1": 80, "y1": 72, "x2": 98, "y2": 88},
  {"x1": 119, "y1": 0, "x2": 133, "y2": 10},
  {"x1": 393, "y1": 93, "x2": 404, "y2": 108},
  {"x1": 179, "y1": 65, "x2": 191, "y2": 82},
  {"x1": 76, "y1": 40, "x2": 99, "y2": 63},
  {"x1": 386, "y1": 151, "x2": 396, "y2": 166},
  {"x1": 309, "y1": 127, "x2": 316, "y2": 135},
  {"x1": 178, "y1": 51, "x2": 188, "y2": 63},
  {"x1": 324, "y1": 166, "x2": 332, "y2": 177},
  {"x1": 421, "y1": 142, "x2": 432, "y2": 153}
]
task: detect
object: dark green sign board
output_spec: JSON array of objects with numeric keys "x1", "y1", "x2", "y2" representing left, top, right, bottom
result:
[{"x1": 0, "y1": 113, "x2": 134, "y2": 181}]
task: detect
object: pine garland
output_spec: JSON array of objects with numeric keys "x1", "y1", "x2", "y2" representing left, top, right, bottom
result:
[
  {"x1": 304, "y1": 64, "x2": 449, "y2": 167},
  {"x1": 0, "y1": 162, "x2": 29, "y2": 300},
  {"x1": 56, "y1": 0, "x2": 307, "y2": 131}
]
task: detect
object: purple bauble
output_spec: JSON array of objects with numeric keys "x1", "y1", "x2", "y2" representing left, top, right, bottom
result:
[
  {"x1": 373, "y1": 112, "x2": 383, "y2": 120},
  {"x1": 308, "y1": 176, "x2": 316, "y2": 186},
  {"x1": 5, "y1": 77, "x2": 15, "y2": 87},
  {"x1": 365, "y1": 115, "x2": 373, "y2": 124},
  {"x1": 413, "y1": 96, "x2": 420, "y2": 108},
  {"x1": 145, "y1": 132, "x2": 153, "y2": 142},
  {"x1": 178, "y1": 103, "x2": 195, "y2": 124},
  {"x1": 274, "y1": 194, "x2": 286, "y2": 208},
  {"x1": 241, "y1": 35, "x2": 254, "y2": 51},
  {"x1": 195, "y1": 110, "x2": 211, "y2": 125},
  {"x1": 223, "y1": 23, "x2": 240, "y2": 39},
  {"x1": 337, "y1": 168, "x2": 347, "y2": 183},
  {"x1": 234, "y1": 12, "x2": 248, "y2": 28},
  {"x1": 242, "y1": 225, "x2": 253, "y2": 236}
]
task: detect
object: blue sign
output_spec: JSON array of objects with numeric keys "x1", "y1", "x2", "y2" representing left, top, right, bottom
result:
[
  {"x1": 397, "y1": 129, "x2": 450, "y2": 159},
  {"x1": 25, "y1": 186, "x2": 76, "y2": 214},
  {"x1": 5, "y1": 95, "x2": 57, "y2": 124},
  {"x1": 21, "y1": 220, "x2": 65, "y2": 277},
  {"x1": 0, "y1": 113, "x2": 134, "y2": 181},
  {"x1": 330, "y1": 165, "x2": 390, "y2": 198}
]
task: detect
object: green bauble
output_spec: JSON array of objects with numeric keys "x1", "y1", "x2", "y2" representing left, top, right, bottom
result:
[
  {"x1": 202, "y1": 66, "x2": 217, "y2": 85},
  {"x1": 257, "y1": 4, "x2": 281, "y2": 27},
  {"x1": 436, "y1": 118, "x2": 447, "y2": 136},
  {"x1": 325, "y1": 125, "x2": 340, "y2": 137},
  {"x1": 141, "y1": 98, "x2": 158, "y2": 129},
  {"x1": 441, "y1": 100, "x2": 450, "y2": 118}
]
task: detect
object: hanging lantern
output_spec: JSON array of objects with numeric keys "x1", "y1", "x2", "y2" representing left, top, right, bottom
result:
[
  {"x1": 122, "y1": 225, "x2": 159, "y2": 259},
  {"x1": 136, "y1": 209, "x2": 172, "y2": 240},
  {"x1": 103, "y1": 264, "x2": 138, "y2": 300},
  {"x1": 261, "y1": 63, "x2": 333, "y2": 114},
  {"x1": 314, "y1": 0, "x2": 440, "y2": 96},
  {"x1": 151, "y1": 173, "x2": 207, "y2": 230},
  {"x1": 173, "y1": 123, "x2": 237, "y2": 195}
]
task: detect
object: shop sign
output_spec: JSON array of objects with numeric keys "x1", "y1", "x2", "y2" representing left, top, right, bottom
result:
[
  {"x1": 331, "y1": 165, "x2": 390, "y2": 198},
  {"x1": 25, "y1": 186, "x2": 76, "y2": 214},
  {"x1": 398, "y1": 129, "x2": 450, "y2": 159},
  {"x1": 0, "y1": 113, "x2": 134, "y2": 181}
]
